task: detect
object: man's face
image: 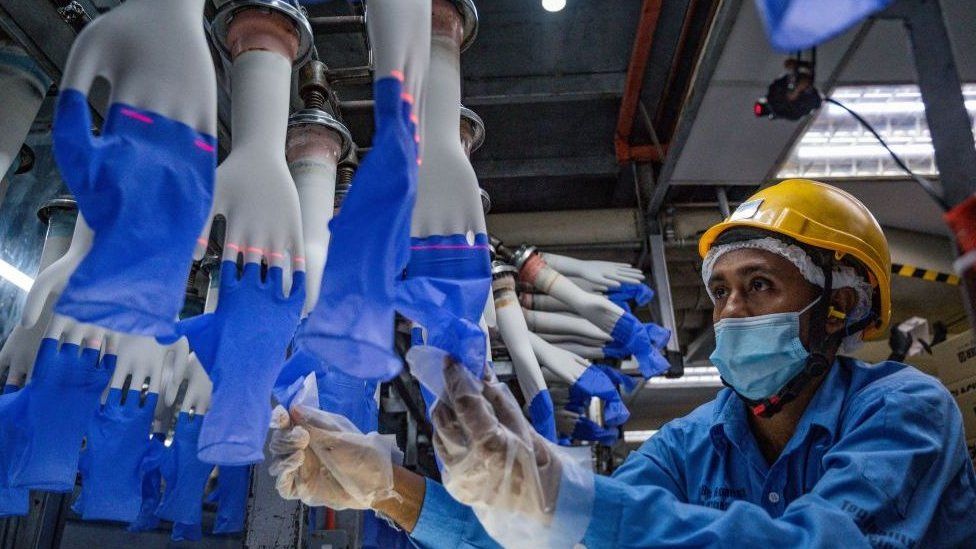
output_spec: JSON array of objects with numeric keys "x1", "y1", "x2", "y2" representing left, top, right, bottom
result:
[{"x1": 707, "y1": 248, "x2": 820, "y2": 347}]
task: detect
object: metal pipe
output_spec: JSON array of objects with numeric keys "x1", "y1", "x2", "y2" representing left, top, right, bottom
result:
[
  {"x1": 715, "y1": 187, "x2": 730, "y2": 219},
  {"x1": 614, "y1": 0, "x2": 664, "y2": 164}
]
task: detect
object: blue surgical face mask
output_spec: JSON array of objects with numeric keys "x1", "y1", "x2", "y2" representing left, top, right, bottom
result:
[{"x1": 708, "y1": 298, "x2": 818, "y2": 401}]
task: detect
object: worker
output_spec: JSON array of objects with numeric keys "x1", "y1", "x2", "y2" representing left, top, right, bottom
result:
[{"x1": 268, "y1": 179, "x2": 976, "y2": 548}]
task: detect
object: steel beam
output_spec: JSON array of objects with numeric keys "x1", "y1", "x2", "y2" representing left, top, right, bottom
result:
[
  {"x1": 649, "y1": 233, "x2": 684, "y2": 377},
  {"x1": 463, "y1": 72, "x2": 625, "y2": 106},
  {"x1": 885, "y1": 0, "x2": 976, "y2": 328},
  {"x1": 473, "y1": 155, "x2": 617, "y2": 180}
]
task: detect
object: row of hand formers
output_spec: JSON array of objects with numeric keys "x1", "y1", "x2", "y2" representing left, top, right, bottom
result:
[{"x1": 0, "y1": 0, "x2": 296, "y2": 531}]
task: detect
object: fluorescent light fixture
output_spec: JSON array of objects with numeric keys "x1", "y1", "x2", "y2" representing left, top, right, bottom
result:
[
  {"x1": 542, "y1": 0, "x2": 566, "y2": 12},
  {"x1": 0, "y1": 258, "x2": 33, "y2": 292},
  {"x1": 645, "y1": 365, "x2": 723, "y2": 388},
  {"x1": 779, "y1": 84, "x2": 976, "y2": 179},
  {"x1": 624, "y1": 430, "x2": 658, "y2": 444}
]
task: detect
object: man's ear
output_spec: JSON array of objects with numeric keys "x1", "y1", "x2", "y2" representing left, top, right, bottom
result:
[{"x1": 825, "y1": 287, "x2": 858, "y2": 336}]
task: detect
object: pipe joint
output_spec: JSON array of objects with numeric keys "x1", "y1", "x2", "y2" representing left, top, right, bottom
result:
[{"x1": 212, "y1": 0, "x2": 313, "y2": 65}]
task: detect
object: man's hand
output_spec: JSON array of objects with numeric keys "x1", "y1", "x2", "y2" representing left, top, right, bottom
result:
[{"x1": 268, "y1": 405, "x2": 399, "y2": 510}]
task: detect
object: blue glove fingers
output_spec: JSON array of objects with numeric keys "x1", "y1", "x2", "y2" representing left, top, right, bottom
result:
[
  {"x1": 602, "y1": 396, "x2": 631, "y2": 428},
  {"x1": 156, "y1": 413, "x2": 214, "y2": 525},
  {"x1": 594, "y1": 364, "x2": 639, "y2": 393},
  {"x1": 527, "y1": 389, "x2": 558, "y2": 442},
  {"x1": 191, "y1": 263, "x2": 302, "y2": 465},
  {"x1": 568, "y1": 367, "x2": 619, "y2": 404},
  {"x1": 10, "y1": 340, "x2": 111, "y2": 490},
  {"x1": 645, "y1": 322, "x2": 671, "y2": 350},
  {"x1": 571, "y1": 417, "x2": 619, "y2": 446},
  {"x1": 212, "y1": 465, "x2": 250, "y2": 534},
  {"x1": 172, "y1": 521, "x2": 203, "y2": 542},
  {"x1": 127, "y1": 434, "x2": 166, "y2": 532},
  {"x1": 77, "y1": 388, "x2": 157, "y2": 522}
]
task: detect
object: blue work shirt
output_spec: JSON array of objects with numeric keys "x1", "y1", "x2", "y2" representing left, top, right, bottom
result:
[{"x1": 410, "y1": 358, "x2": 976, "y2": 548}]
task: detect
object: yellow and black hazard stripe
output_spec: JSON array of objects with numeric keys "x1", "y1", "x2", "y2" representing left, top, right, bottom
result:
[{"x1": 892, "y1": 263, "x2": 960, "y2": 285}]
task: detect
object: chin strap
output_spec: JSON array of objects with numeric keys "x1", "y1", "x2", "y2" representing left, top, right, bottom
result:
[{"x1": 742, "y1": 255, "x2": 877, "y2": 419}]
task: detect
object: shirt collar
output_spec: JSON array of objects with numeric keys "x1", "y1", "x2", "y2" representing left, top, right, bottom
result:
[{"x1": 708, "y1": 358, "x2": 850, "y2": 452}]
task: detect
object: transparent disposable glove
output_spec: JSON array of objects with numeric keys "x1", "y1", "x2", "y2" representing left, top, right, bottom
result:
[
  {"x1": 430, "y1": 360, "x2": 594, "y2": 548},
  {"x1": 540, "y1": 253, "x2": 644, "y2": 288},
  {"x1": 268, "y1": 405, "x2": 400, "y2": 510},
  {"x1": 53, "y1": 0, "x2": 217, "y2": 337}
]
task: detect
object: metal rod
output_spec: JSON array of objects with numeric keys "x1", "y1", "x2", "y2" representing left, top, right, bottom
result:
[
  {"x1": 308, "y1": 15, "x2": 365, "y2": 34},
  {"x1": 715, "y1": 187, "x2": 731, "y2": 218}
]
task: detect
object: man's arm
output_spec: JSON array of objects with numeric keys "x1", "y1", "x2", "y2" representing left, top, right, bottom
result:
[
  {"x1": 374, "y1": 466, "x2": 502, "y2": 549},
  {"x1": 580, "y1": 377, "x2": 976, "y2": 548}
]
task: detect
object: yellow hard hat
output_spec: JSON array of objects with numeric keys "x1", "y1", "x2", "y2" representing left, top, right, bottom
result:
[{"x1": 699, "y1": 179, "x2": 891, "y2": 340}]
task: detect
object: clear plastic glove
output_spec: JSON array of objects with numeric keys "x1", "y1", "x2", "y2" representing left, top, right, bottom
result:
[
  {"x1": 268, "y1": 405, "x2": 400, "y2": 510},
  {"x1": 53, "y1": 0, "x2": 217, "y2": 337},
  {"x1": 541, "y1": 253, "x2": 644, "y2": 288},
  {"x1": 430, "y1": 360, "x2": 594, "y2": 548}
]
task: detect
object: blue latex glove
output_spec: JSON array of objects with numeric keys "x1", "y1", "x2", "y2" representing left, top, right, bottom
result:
[
  {"x1": 172, "y1": 522, "x2": 203, "y2": 542},
  {"x1": 566, "y1": 367, "x2": 629, "y2": 428},
  {"x1": 606, "y1": 282, "x2": 654, "y2": 310},
  {"x1": 127, "y1": 433, "x2": 166, "y2": 532},
  {"x1": 401, "y1": 234, "x2": 491, "y2": 377},
  {"x1": 74, "y1": 388, "x2": 157, "y2": 522},
  {"x1": 394, "y1": 274, "x2": 486, "y2": 378},
  {"x1": 570, "y1": 416, "x2": 620, "y2": 446},
  {"x1": 52, "y1": 90, "x2": 216, "y2": 338},
  {"x1": 608, "y1": 314, "x2": 669, "y2": 379},
  {"x1": 526, "y1": 389, "x2": 558, "y2": 442},
  {"x1": 155, "y1": 412, "x2": 214, "y2": 530},
  {"x1": 0, "y1": 385, "x2": 27, "y2": 518},
  {"x1": 177, "y1": 261, "x2": 304, "y2": 465},
  {"x1": 6, "y1": 340, "x2": 112, "y2": 490},
  {"x1": 296, "y1": 76, "x2": 418, "y2": 382},
  {"x1": 594, "y1": 363, "x2": 639, "y2": 393},
  {"x1": 0, "y1": 487, "x2": 27, "y2": 518},
  {"x1": 318, "y1": 367, "x2": 379, "y2": 433},
  {"x1": 274, "y1": 323, "x2": 380, "y2": 433},
  {"x1": 211, "y1": 465, "x2": 250, "y2": 535}
]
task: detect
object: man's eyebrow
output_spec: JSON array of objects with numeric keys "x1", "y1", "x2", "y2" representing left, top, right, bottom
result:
[{"x1": 708, "y1": 263, "x2": 777, "y2": 285}]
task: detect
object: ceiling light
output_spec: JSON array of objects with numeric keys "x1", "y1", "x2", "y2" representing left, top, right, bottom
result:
[
  {"x1": 623, "y1": 430, "x2": 658, "y2": 444},
  {"x1": 542, "y1": 0, "x2": 566, "y2": 12},
  {"x1": 0, "y1": 258, "x2": 33, "y2": 292}
]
